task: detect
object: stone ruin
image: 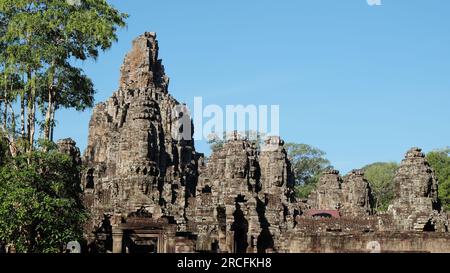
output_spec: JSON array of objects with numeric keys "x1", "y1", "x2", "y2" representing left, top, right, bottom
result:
[
  {"x1": 307, "y1": 169, "x2": 374, "y2": 218},
  {"x1": 81, "y1": 32, "x2": 202, "y2": 253},
  {"x1": 388, "y1": 148, "x2": 447, "y2": 232},
  {"x1": 188, "y1": 133, "x2": 299, "y2": 253},
  {"x1": 71, "y1": 32, "x2": 450, "y2": 253}
]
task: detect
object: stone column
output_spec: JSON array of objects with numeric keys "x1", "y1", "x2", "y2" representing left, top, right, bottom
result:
[
  {"x1": 159, "y1": 233, "x2": 167, "y2": 253},
  {"x1": 112, "y1": 228, "x2": 123, "y2": 253},
  {"x1": 166, "y1": 230, "x2": 176, "y2": 253}
]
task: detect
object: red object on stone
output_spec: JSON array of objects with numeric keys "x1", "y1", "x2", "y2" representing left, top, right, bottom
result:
[{"x1": 305, "y1": 210, "x2": 341, "y2": 219}]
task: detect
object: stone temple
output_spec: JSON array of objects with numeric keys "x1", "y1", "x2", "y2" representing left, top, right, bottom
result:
[{"x1": 67, "y1": 32, "x2": 450, "y2": 253}]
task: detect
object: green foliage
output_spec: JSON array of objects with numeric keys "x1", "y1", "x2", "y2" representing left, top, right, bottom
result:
[
  {"x1": 295, "y1": 182, "x2": 318, "y2": 200},
  {"x1": 0, "y1": 135, "x2": 8, "y2": 165},
  {"x1": 285, "y1": 143, "x2": 332, "y2": 199},
  {"x1": 49, "y1": 65, "x2": 95, "y2": 111},
  {"x1": 0, "y1": 0, "x2": 128, "y2": 146},
  {"x1": 426, "y1": 148, "x2": 450, "y2": 212},
  {"x1": 0, "y1": 144, "x2": 86, "y2": 253},
  {"x1": 0, "y1": 0, "x2": 126, "y2": 252},
  {"x1": 362, "y1": 162, "x2": 398, "y2": 212}
]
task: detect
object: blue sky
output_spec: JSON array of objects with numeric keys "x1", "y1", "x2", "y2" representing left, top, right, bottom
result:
[{"x1": 55, "y1": 0, "x2": 450, "y2": 174}]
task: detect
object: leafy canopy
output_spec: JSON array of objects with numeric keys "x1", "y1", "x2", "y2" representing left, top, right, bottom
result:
[
  {"x1": 427, "y1": 148, "x2": 450, "y2": 212},
  {"x1": 285, "y1": 143, "x2": 332, "y2": 199},
  {"x1": 0, "y1": 0, "x2": 128, "y2": 145},
  {"x1": 0, "y1": 141, "x2": 86, "y2": 253},
  {"x1": 362, "y1": 162, "x2": 398, "y2": 212}
]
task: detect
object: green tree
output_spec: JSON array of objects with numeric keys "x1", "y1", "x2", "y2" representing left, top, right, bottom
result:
[
  {"x1": 0, "y1": 132, "x2": 9, "y2": 165},
  {"x1": 0, "y1": 142, "x2": 86, "y2": 253},
  {"x1": 35, "y1": 0, "x2": 127, "y2": 141},
  {"x1": 37, "y1": 63, "x2": 94, "y2": 140},
  {"x1": 285, "y1": 143, "x2": 332, "y2": 199},
  {"x1": 362, "y1": 162, "x2": 398, "y2": 212},
  {"x1": 0, "y1": 0, "x2": 128, "y2": 151},
  {"x1": 426, "y1": 148, "x2": 450, "y2": 212},
  {"x1": 0, "y1": 69, "x2": 24, "y2": 157}
]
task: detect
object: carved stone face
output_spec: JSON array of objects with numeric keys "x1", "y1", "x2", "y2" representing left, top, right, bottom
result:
[{"x1": 233, "y1": 159, "x2": 247, "y2": 178}]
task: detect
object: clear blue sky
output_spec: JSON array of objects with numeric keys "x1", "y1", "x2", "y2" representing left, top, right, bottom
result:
[{"x1": 54, "y1": 0, "x2": 450, "y2": 174}]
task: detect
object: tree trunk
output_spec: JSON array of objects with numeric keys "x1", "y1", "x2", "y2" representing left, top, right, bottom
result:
[
  {"x1": 20, "y1": 92, "x2": 25, "y2": 137},
  {"x1": 2, "y1": 71, "x2": 7, "y2": 131},
  {"x1": 29, "y1": 85, "x2": 36, "y2": 151},
  {"x1": 50, "y1": 101, "x2": 56, "y2": 142},
  {"x1": 26, "y1": 72, "x2": 31, "y2": 144},
  {"x1": 26, "y1": 70, "x2": 36, "y2": 152},
  {"x1": 7, "y1": 102, "x2": 17, "y2": 157},
  {"x1": 2, "y1": 99, "x2": 6, "y2": 131},
  {"x1": 44, "y1": 87, "x2": 53, "y2": 141},
  {"x1": 0, "y1": 101, "x2": 3, "y2": 132},
  {"x1": 44, "y1": 63, "x2": 56, "y2": 141}
]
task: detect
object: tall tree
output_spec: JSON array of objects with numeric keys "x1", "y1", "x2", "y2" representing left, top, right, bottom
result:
[
  {"x1": 0, "y1": 10, "x2": 25, "y2": 156},
  {"x1": 426, "y1": 148, "x2": 450, "y2": 212},
  {"x1": 36, "y1": 0, "x2": 127, "y2": 141},
  {"x1": 0, "y1": 70, "x2": 23, "y2": 156},
  {"x1": 38, "y1": 63, "x2": 94, "y2": 140},
  {"x1": 362, "y1": 162, "x2": 398, "y2": 212},
  {"x1": 0, "y1": 0, "x2": 127, "y2": 150},
  {"x1": 285, "y1": 143, "x2": 332, "y2": 199}
]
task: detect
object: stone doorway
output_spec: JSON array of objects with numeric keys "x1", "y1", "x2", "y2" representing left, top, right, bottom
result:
[
  {"x1": 124, "y1": 232, "x2": 159, "y2": 253},
  {"x1": 110, "y1": 213, "x2": 177, "y2": 253}
]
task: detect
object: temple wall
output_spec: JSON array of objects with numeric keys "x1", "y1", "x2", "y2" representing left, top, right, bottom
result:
[
  {"x1": 79, "y1": 32, "x2": 450, "y2": 253},
  {"x1": 285, "y1": 232, "x2": 450, "y2": 253}
]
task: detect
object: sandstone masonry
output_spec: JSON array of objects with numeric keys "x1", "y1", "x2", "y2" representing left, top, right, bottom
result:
[{"x1": 79, "y1": 33, "x2": 450, "y2": 253}]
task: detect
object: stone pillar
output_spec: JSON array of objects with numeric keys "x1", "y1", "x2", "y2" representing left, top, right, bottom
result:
[
  {"x1": 159, "y1": 233, "x2": 167, "y2": 253},
  {"x1": 112, "y1": 228, "x2": 123, "y2": 253},
  {"x1": 166, "y1": 233, "x2": 176, "y2": 253}
]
